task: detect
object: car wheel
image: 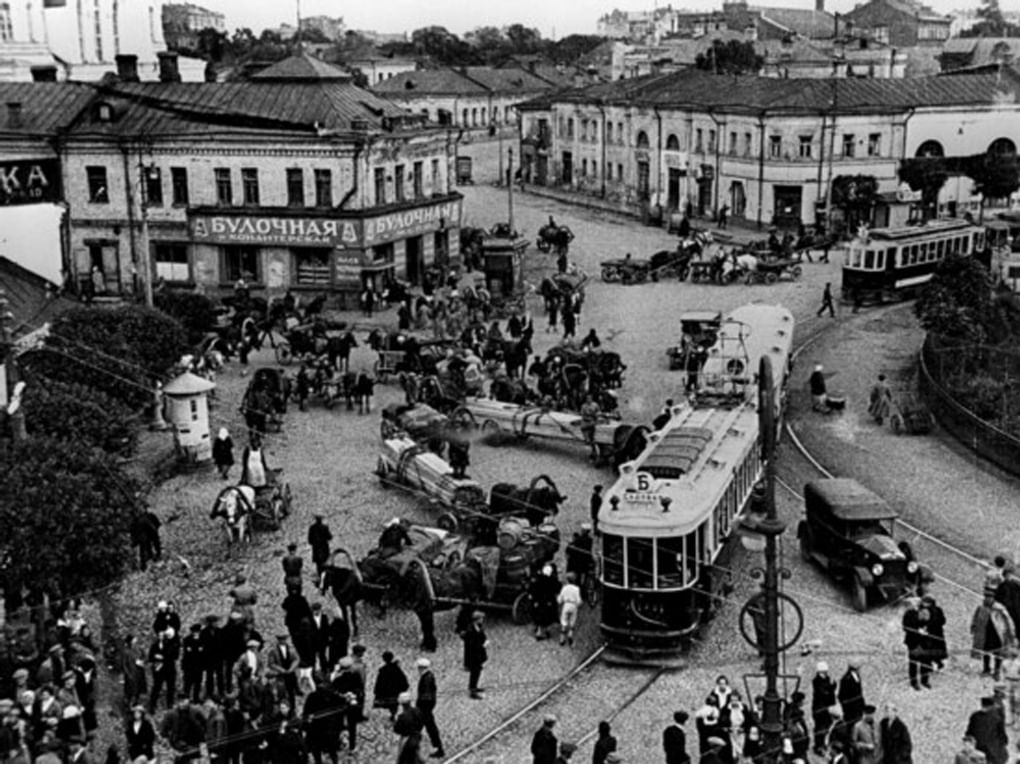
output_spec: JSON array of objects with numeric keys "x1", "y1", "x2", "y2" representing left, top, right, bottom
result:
[
  {"x1": 852, "y1": 576, "x2": 868, "y2": 612},
  {"x1": 511, "y1": 592, "x2": 532, "y2": 624}
]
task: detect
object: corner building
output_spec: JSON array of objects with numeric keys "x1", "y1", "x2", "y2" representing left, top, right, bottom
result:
[{"x1": 53, "y1": 54, "x2": 460, "y2": 303}]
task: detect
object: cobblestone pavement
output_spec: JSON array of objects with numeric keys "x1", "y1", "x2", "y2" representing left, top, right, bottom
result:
[{"x1": 110, "y1": 139, "x2": 1006, "y2": 764}]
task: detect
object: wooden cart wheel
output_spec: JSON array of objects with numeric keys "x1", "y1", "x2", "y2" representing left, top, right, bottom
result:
[
  {"x1": 511, "y1": 591, "x2": 533, "y2": 624},
  {"x1": 852, "y1": 576, "x2": 868, "y2": 613},
  {"x1": 444, "y1": 550, "x2": 462, "y2": 570},
  {"x1": 891, "y1": 413, "x2": 904, "y2": 435},
  {"x1": 765, "y1": 271, "x2": 779, "y2": 285},
  {"x1": 275, "y1": 343, "x2": 293, "y2": 365},
  {"x1": 437, "y1": 513, "x2": 458, "y2": 532},
  {"x1": 791, "y1": 265, "x2": 803, "y2": 279},
  {"x1": 270, "y1": 496, "x2": 285, "y2": 529},
  {"x1": 633, "y1": 269, "x2": 648, "y2": 283},
  {"x1": 481, "y1": 420, "x2": 502, "y2": 441}
]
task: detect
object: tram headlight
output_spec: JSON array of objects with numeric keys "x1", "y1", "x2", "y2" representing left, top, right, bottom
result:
[
  {"x1": 907, "y1": 561, "x2": 919, "y2": 574},
  {"x1": 871, "y1": 563, "x2": 884, "y2": 577}
]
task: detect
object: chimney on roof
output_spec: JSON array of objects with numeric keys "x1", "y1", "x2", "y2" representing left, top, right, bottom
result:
[
  {"x1": 816, "y1": 0, "x2": 824, "y2": 11},
  {"x1": 30, "y1": 65, "x2": 57, "y2": 82},
  {"x1": 7, "y1": 102, "x2": 23, "y2": 129},
  {"x1": 157, "y1": 51, "x2": 181, "y2": 83},
  {"x1": 115, "y1": 54, "x2": 139, "y2": 82}
]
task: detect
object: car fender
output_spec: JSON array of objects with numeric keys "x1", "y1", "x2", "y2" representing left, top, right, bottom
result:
[{"x1": 852, "y1": 566, "x2": 874, "y2": 588}]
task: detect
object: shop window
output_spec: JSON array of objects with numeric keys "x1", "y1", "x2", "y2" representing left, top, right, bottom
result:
[
  {"x1": 144, "y1": 167, "x2": 162, "y2": 207},
  {"x1": 413, "y1": 161, "x2": 423, "y2": 199},
  {"x1": 287, "y1": 168, "x2": 304, "y2": 207},
  {"x1": 86, "y1": 166, "x2": 108, "y2": 203},
  {"x1": 215, "y1": 168, "x2": 232, "y2": 205},
  {"x1": 153, "y1": 242, "x2": 189, "y2": 282},
  {"x1": 314, "y1": 169, "x2": 332, "y2": 207},
  {"x1": 293, "y1": 248, "x2": 331, "y2": 286},
  {"x1": 223, "y1": 245, "x2": 260, "y2": 283},
  {"x1": 395, "y1": 164, "x2": 405, "y2": 202},
  {"x1": 241, "y1": 168, "x2": 259, "y2": 206},
  {"x1": 171, "y1": 167, "x2": 189, "y2": 206},
  {"x1": 374, "y1": 167, "x2": 386, "y2": 205},
  {"x1": 372, "y1": 242, "x2": 394, "y2": 262}
]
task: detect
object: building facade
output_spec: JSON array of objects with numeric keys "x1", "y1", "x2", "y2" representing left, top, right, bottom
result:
[
  {"x1": 162, "y1": 3, "x2": 226, "y2": 50},
  {"x1": 842, "y1": 0, "x2": 953, "y2": 47},
  {"x1": 0, "y1": 0, "x2": 204, "y2": 82},
  {"x1": 517, "y1": 69, "x2": 1020, "y2": 229},
  {"x1": 0, "y1": 54, "x2": 461, "y2": 304}
]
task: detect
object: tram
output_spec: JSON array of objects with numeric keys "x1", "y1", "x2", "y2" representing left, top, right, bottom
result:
[
  {"x1": 841, "y1": 219, "x2": 985, "y2": 302},
  {"x1": 597, "y1": 303, "x2": 794, "y2": 665}
]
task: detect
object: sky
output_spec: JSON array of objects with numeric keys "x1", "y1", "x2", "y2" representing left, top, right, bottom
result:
[{"x1": 201, "y1": 0, "x2": 980, "y2": 38}]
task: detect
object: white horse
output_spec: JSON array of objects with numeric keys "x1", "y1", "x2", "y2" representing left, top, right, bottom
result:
[{"x1": 210, "y1": 485, "x2": 255, "y2": 554}]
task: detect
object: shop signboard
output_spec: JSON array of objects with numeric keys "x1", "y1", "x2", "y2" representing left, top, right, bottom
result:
[
  {"x1": 190, "y1": 213, "x2": 361, "y2": 247},
  {"x1": 0, "y1": 159, "x2": 61, "y2": 206},
  {"x1": 363, "y1": 198, "x2": 462, "y2": 245}
]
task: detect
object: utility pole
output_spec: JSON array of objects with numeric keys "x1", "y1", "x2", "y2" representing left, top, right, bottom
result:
[
  {"x1": 824, "y1": 75, "x2": 838, "y2": 235},
  {"x1": 138, "y1": 159, "x2": 154, "y2": 308},
  {"x1": 507, "y1": 146, "x2": 515, "y2": 232},
  {"x1": 0, "y1": 290, "x2": 28, "y2": 443}
]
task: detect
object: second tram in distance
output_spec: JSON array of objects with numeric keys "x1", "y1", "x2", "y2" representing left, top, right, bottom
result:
[
  {"x1": 842, "y1": 219, "x2": 985, "y2": 303},
  {"x1": 597, "y1": 303, "x2": 794, "y2": 665}
]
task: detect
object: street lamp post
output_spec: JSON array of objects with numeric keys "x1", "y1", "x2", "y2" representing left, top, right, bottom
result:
[{"x1": 738, "y1": 355, "x2": 803, "y2": 763}]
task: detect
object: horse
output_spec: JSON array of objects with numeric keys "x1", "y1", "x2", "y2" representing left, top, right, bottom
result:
[
  {"x1": 320, "y1": 553, "x2": 365, "y2": 636},
  {"x1": 502, "y1": 335, "x2": 532, "y2": 379},
  {"x1": 210, "y1": 485, "x2": 255, "y2": 556}
]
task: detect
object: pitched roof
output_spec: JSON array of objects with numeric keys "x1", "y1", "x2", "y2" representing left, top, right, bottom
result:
[
  {"x1": 373, "y1": 68, "x2": 487, "y2": 96},
  {"x1": 755, "y1": 7, "x2": 837, "y2": 38},
  {"x1": 846, "y1": 0, "x2": 950, "y2": 22},
  {"x1": 67, "y1": 77, "x2": 417, "y2": 138},
  {"x1": 519, "y1": 68, "x2": 1020, "y2": 115},
  {"x1": 250, "y1": 52, "x2": 351, "y2": 81},
  {"x1": 460, "y1": 66, "x2": 553, "y2": 93},
  {"x1": 0, "y1": 82, "x2": 95, "y2": 135},
  {"x1": 0, "y1": 257, "x2": 75, "y2": 340}
]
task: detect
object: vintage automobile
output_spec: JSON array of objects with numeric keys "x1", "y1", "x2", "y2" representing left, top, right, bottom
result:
[
  {"x1": 667, "y1": 311, "x2": 721, "y2": 370},
  {"x1": 797, "y1": 478, "x2": 931, "y2": 612}
]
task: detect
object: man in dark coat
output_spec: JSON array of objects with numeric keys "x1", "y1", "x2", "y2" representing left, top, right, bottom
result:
[
  {"x1": 995, "y1": 567, "x2": 1020, "y2": 636},
  {"x1": 663, "y1": 710, "x2": 691, "y2": 764},
  {"x1": 372, "y1": 651, "x2": 409, "y2": 721},
  {"x1": 812, "y1": 661, "x2": 838, "y2": 755},
  {"x1": 180, "y1": 623, "x2": 204, "y2": 702},
  {"x1": 416, "y1": 657, "x2": 444, "y2": 758},
  {"x1": 326, "y1": 610, "x2": 350, "y2": 670},
  {"x1": 462, "y1": 611, "x2": 488, "y2": 699},
  {"x1": 966, "y1": 695, "x2": 1009, "y2": 764},
  {"x1": 303, "y1": 675, "x2": 344, "y2": 764},
  {"x1": 309, "y1": 602, "x2": 331, "y2": 674},
  {"x1": 531, "y1": 715, "x2": 559, "y2": 764},
  {"x1": 282, "y1": 590, "x2": 314, "y2": 637},
  {"x1": 219, "y1": 611, "x2": 247, "y2": 693},
  {"x1": 148, "y1": 629, "x2": 178, "y2": 713},
  {"x1": 903, "y1": 599, "x2": 933, "y2": 690},
  {"x1": 307, "y1": 516, "x2": 333, "y2": 576},
  {"x1": 331, "y1": 656, "x2": 364, "y2": 751},
  {"x1": 282, "y1": 543, "x2": 304, "y2": 593},
  {"x1": 838, "y1": 661, "x2": 866, "y2": 726},
  {"x1": 880, "y1": 702, "x2": 913, "y2": 764},
  {"x1": 199, "y1": 616, "x2": 224, "y2": 700}
]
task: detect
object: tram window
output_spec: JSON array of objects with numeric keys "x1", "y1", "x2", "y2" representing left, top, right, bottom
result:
[
  {"x1": 976, "y1": 232, "x2": 985, "y2": 250},
  {"x1": 936, "y1": 240, "x2": 945, "y2": 259},
  {"x1": 682, "y1": 531, "x2": 699, "y2": 586},
  {"x1": 962, "y1": 237, "x2": 970, "y2": 254},
  {"x1": 698, "y1": 522, "x2": 709, "y2": 564},
  {"x1": 875, "y1": 249, "x2": 884, "y2": 270},
  {"x1": 627, "y1": 537, "x2": 654, "y2": 589},
  {"x1": 953, "y1": 237, "x2": 961, "y2": 254},
  {"x1": 864, "y1": 249, "x2": 875, "y2": 269},
  {"x1": 848, "y1": 248, "x2": 862, "y2": 268},
  {"x1": 656, "y1": 537, "x2": 685, "y2": 589},
  {"x1": 603, "y1": 535, "x2": 624, "y2": 586},
  {"x1": 910, "y1": 245, "x2": 919, "y2": 264}
]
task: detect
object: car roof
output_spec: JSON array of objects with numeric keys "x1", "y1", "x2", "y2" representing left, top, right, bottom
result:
[
  {"x1": 804, "y1": 478, "x2": 898, "y2": 521},
  {"x1": 680, "y1": 311, "x2": 722, "y2": 323}
]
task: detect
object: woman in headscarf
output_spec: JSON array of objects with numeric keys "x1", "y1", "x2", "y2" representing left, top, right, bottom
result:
[
  {"x1": 213, "y1": 427, "x2": 234, "y2": 480},
  {"x1": 240, "y1": 433, "x2": 269, "y2": 488}
]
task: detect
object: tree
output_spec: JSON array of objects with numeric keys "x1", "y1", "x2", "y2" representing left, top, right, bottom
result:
[
  {"x1": 915, "y1": 254, "x2": 992, "y2": 342},
  {"x1": 898, "y1": 157, "x2": 949, "y2": 221},
  {"x1": 21, "y1": 305, "x2": 188, "y2": 410},
  {"x1": 411, "y1": 26, "x2": 479, "y2": 66},
  {"x1": 154, "y1": 290, "x2": 217, "y2": 345},
  {"x1": 505, "y1": 23, "x2": 543, "y2": 54},
  {"x1": 347, "y1": 67, "x2": 369, "y2": 88},
  {"x1": 695, "y1": 39, "x2": 764, "y2": 75},
  {"x1": 963, "y1": 151, "x2": 1020, "y2": 220},
  {"x1": 831, "y1": 175, "x2": 879, "y2": 231},
  {"x1": 196, "y1": 27, "x2": 228, "y2": 62},
  {"x1": 18, "y1": 374, "x2": 138, "y2": 455},
  {"x1": 976, "y1": 0, "x2": 1008, "y2": 36},
  {"x1": 547, "y1": 34, "x2": 605, "y2": 65},
  {"x1": 0, "y1": 437, "x2": 140, "y2": 601}
]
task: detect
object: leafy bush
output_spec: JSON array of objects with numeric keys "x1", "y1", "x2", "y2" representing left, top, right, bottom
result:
[
  {"x1": 946, "y1": 373, "x2": 1005, "y2": 421},
  {"x1": 155, "y1": 290, "x2": 218, "y2": 345},
  {"x1": 19, "y1": 374, "x2": 138, "y2": 455},
  {"x1": 915, "y1": 255, "x2": 992, "y2": 343},
  {"x1": 0, "y1": 437, "x2": 140, "y2": 599},
  {"x1": 21, "y1": 305, "x2": 188, "y2": 410}
]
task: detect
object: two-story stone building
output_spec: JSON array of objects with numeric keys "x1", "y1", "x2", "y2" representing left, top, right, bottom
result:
[
  {"x1": 517, "y1": 68, "x2": 1020, "y2": 229},
  {"x1": 0, "y1": 53, "x2": 462, "y2": 303}
]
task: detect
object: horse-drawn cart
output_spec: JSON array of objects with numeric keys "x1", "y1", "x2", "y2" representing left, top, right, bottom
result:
[
  {"x1": 209, "y1": 473, "x2": 293, "y2": 554},
  {"x1": 744, "y1": 257, "x2": 802, "y2": 285}
]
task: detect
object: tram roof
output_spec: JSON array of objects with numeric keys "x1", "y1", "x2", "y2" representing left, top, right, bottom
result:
[
  {"x1": 641, "y1": 427, "x2": 714, "y2": 479},
  {"x1": 857, "y1": 219, "x2": 979, "y2": 241}
]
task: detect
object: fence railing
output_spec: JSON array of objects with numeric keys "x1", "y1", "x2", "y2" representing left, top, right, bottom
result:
[{"x1": 919, "y1": 334, "x2": 1020, "y2": 477}]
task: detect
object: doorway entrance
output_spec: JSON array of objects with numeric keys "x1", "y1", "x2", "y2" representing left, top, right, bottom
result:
[
  {"x1": 405, "y1": 235, "x2": 423, "y2": 285},
  {"x1": 561, "y1": 152, "x2": 573, "y2": 184}
]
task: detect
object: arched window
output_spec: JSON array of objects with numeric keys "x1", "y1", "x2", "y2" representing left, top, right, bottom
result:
[
  {"x1": 462, "y1": 109, "x2": 469, "y2": 126},
  {"x1": 666, "y1": 133, "x2": 680, "y2": 151},
  {"x1": 636, "y1": 130, "x2": 650, "y2": 149},
  {"x1": 915, "y1": 140, "x2": 943, "y2": 157},
  {"x1": 493, "y1": 106, "x2": 500, "y2": 124},
  {"x1": 989, "y1": 138, "x2": 1017, "y2": 156}
]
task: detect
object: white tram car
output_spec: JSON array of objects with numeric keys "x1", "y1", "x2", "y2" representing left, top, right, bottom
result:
[{"x1": 598, "y1": 303, "x2": 794, "y2": 664}]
